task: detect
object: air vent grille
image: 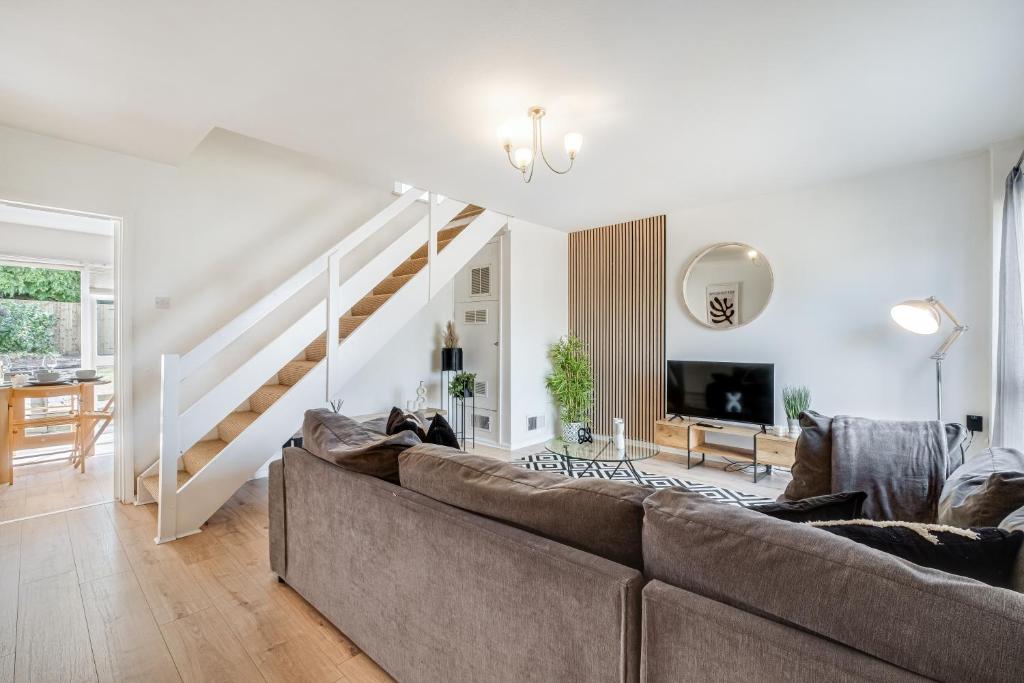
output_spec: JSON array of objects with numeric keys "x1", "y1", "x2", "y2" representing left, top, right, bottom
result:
[
  {"x1": 471, "y1": 266, "x2": 491, "y2": 296},
  {"x1": 527, "y1": 415, "x2": 546, "y2": 431},
  {"x1": 464, "y1": 309, "x2": 488, "y2": 324},
  {"x1": 474, "y1": 380, "x2": 488, "y2": 397},
  {"x1": 473, "y1": 414, "x2": 491, "y2": 431}
]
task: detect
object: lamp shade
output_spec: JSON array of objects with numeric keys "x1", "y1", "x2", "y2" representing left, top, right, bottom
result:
[{"x1": 890, "y1": 299, "x2": 941, "y2": 335}]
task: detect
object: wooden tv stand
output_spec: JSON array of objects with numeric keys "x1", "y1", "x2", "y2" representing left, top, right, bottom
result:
[{"x1": 654, "y1": 419, "x2": 797, "y2": 483}]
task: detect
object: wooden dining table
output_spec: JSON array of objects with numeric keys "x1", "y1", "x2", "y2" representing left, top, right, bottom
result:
[{"x1": 1, "y1": 380, "x2": 111, "y2": 485}]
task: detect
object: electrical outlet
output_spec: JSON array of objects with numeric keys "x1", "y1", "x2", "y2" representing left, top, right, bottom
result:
[{"x1": 966, "y1": 415, "x2": 983, "y2": 432}]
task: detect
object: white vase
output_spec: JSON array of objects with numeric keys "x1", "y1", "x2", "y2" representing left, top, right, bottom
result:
[
  {"x1": 562, "y1": 421, "x2": 583, "y2": 442},
  {"x1": 612, "y1": 418, "x2": 625, "y2": 451},
  {"x1": 787, "y1": 417, "x2": 801, "y2": 437}
]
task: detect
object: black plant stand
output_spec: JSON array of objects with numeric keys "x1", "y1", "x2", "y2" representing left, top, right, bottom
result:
[{"x1": 451, "y1": 391, "x2": 476, "y2": 450}]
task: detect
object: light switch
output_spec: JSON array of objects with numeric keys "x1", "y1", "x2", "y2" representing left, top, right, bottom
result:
[{"x1": 155, "y1": 297, "x2": 171, "y2": 310}]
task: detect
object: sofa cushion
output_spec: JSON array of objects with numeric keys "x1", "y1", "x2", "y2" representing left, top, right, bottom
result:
[
  {"x1": 750, "y1": 491, "x2": 867, "y2": 523},
  {"x1": 399, "y1": 445, "x2": 652, "y2": 569},
  {"x1": 1000, "y1": 506, "x2": 1024, "y2": 593},
  {"x1": 385, "y1": 406, "x2": 427, "y2": 440},
  {"x1": 424, "y1": 412, "x2": 460, "y2": 449},
  {"x1": 642, "y1": 488, "x2": 1024, "y2": 682},
  {"x1": 809, "y1": 520, "x2": 1023, "y2": 588},
  {"x1": 302, "y1": 409, "x2": 421, "y2": 484},
  {"x1": 783, "y1": 412, "x2": 967, "y2": 504},
  {"x1": 939, "y1": 447, "x2": 1024, "y2": 528},
  {"x1": 782, "y1": 410, "x2": 833, "y2": 500}
]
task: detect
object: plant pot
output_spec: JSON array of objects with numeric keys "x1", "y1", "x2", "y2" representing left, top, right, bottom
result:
[
  {"x1": 562, "y1": 421, "x2": 584, "y2": 443},
  {"x1": 441, "y1": 347, "x2": 463, "y2": 372},
  {"x1": 787, "y1": 417, "x2": 801, "y2": 437}
]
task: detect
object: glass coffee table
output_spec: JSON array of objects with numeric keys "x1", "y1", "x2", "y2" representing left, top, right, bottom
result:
[{"x1": 544, "y1": 436, "x2": 659, "y2": 485}]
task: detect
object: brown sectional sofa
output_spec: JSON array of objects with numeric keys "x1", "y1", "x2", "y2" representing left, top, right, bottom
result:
[{"x1": 269, "y1": 411, "x2": 1024, "y2": 683}]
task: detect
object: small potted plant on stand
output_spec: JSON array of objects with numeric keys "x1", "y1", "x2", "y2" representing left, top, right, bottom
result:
[
  {"x1": 782, "y1": 386, "x2": 811, "y2": 437},
  {"x1": 448, "y1": 371, "x2": 476, "y2": 448},
  {"x1": 545, "y1": 335, "x2": 594, "y2": 443}
]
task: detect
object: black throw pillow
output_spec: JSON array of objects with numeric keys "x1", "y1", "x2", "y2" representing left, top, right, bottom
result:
[
  {"x1": 750, "y1": 491, "x2": 867, "y2": 523},
  {"x1": 425, "y1": 413, "x2": 461, "y2": 450},
  {"x1": 810, "y1": 520, "x2": 1024, "y2": 588},
  {"x1": 385, "y1": 407, "x2": 426, "y2": 441}
]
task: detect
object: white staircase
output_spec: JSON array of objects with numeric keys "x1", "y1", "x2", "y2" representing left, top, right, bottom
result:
[{"x1": 140, "y1": 187, "x2": 508, "y2": 543}]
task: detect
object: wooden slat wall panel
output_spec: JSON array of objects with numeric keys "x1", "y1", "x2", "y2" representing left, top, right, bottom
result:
[{"x1": 568, "y1": 216, "x2": 665, "y2": 441}]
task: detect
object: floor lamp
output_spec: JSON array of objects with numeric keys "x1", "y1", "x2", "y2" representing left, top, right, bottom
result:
[{"x1": 890, "y1": 297, "x2": 968, "y2": 421}]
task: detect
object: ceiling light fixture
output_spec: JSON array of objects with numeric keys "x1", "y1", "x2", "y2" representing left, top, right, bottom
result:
[{"x1": 499, "y1": 106, "x2": 582, "y2": 183}]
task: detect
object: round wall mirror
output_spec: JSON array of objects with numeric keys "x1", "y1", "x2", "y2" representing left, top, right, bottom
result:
[{"x1": 682, "y1": 242, "x2": 774, "y2": 329}]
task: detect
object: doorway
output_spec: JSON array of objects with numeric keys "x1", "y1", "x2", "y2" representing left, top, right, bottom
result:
[{"x1": 0, "y1": 200, "x2": 128, "y2": 520}]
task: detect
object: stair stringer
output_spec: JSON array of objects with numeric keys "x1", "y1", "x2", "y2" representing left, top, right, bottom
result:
[
  {"x1": 173, "y1": 356, "x2": 327, "y2": 536},
  {"x1": 429, "y1": 210, "x2": 508, "y2": 298}
]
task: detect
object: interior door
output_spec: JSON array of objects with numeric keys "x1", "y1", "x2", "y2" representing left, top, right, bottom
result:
[{"x1": 454, "y1": 240, "x2": 500, "y2": 440}]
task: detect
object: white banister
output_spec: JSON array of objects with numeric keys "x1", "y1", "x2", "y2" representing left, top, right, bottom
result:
[
  {"x1": 326, "y1": 250, "x2": 342, "y2": 401},
  {"x1": 156, "y1": 353, "x2": 180, "y2": 543},
  {"x1": 177, "y1": 187, "x2": 424, "y2": 379}
]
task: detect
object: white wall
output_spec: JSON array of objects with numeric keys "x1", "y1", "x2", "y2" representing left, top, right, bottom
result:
[
  {"x1": 0, "y1": 221, "x2": 114, "y2": 265},
  {"x1": 505, "y1": 218, "x2": 568, "y2": 448},
  {"x1": 0, "y1": 124, "x2": 452, "y2": 476},
  {"x1": 665, "y1": 151, "x2": 993, "y2": 450}
]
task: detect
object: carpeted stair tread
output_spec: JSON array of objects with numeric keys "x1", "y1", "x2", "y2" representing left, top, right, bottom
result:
[
  {"x1": 392, "y1": 257, "x2": 427, "y2": 277},
  {"x1": 249, "y1": 384, "x2": 289, "y2": 414},
  {"x1": 182, "y1": 439, "x2": 228, "y2": 475},
  {"x1": 437, "y1": 224, "x2": 466, "y2": 242},
  {"x1": 305, "y1": 334, "x2": 327, "y2": 361},
  {"x1": 351, "y1": 293, "x2": 391, "y2": 316},
  {"x1": 141, "y1": 470, "x2": 191, "y2": 503},
  {"x1": 373, "y1": 273, "x2": 415, "y2": 295},
  {"x1": 340, "y1": 314, "x2": 367, "y2": 338},
  {"x1": 218, "y1": 411, "x2": 260, "y2": 443},
  {"x1": 279, "y1": 360, "x2": 317, "y2": 386}
]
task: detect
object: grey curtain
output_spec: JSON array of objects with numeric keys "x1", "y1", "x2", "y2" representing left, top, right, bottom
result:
[{"x1": 994, "y1": 157, "x2": 1024, "y2": 448}]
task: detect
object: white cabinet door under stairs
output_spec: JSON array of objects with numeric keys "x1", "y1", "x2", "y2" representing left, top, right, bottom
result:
[{"x1": 140, "y1": 188, "x2": 508, "y2": 543}]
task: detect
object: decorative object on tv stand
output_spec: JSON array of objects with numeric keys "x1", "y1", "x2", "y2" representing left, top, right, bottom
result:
[
  {"x1": 415, "y1": 380, "x2": 427, "y2": 410},
  {"x1": 545, "y1": 335, "x2": 595, "y2": 443},
  {"x1": 890, "y1": 297, "x2": 968, "y2": 420},
  {"x1": 612, "y1": 418, "x2": 626, "y2": 451},
  {"x1": 682, "y1": 243, "x2": 773, "y2": 330},
  {"x1": 782, "y1": 386, "x2": 811, "y2": 436},
  {"x1": 498, "y1": 106, "x2": 582, "y2": 184}
]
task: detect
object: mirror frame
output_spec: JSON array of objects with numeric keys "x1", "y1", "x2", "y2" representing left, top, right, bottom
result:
[{"x1": 681, "y1": 241, "x2": 775, "y2": 330}]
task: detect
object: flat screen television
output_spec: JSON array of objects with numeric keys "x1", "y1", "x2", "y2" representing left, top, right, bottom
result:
[{"x1": 666, "y1": 360, "x2": 775, "y2": 426}]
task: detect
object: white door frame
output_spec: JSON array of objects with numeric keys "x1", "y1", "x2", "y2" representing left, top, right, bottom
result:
[{"x1": 0, "y1": 200, "x2": 133, "y2": 503}]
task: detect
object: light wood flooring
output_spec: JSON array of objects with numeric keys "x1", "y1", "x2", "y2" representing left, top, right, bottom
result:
[
  {"x1": 0, "y1": 440, "x2": 786, "y2": 683},
  {"x1": 0, "y1": 479, "x2": 394, "y2": 683},
  {"x1": 1, "y1": 450, "x2": 114, "y2": 524}
]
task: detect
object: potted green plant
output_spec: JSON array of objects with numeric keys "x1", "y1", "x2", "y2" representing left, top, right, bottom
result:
[
  {"x1": 544, "y1": 335, "x2": 594, "y2": 442},
  {"x1": 782, "y1": 385, "x2": 811, "y2": 436},
  {"x1": 441, "y1": 320, "x2": 462, "y2": 371},
  {"x1": 448, "y1": 370, "x2": 476, "y2": 399}
]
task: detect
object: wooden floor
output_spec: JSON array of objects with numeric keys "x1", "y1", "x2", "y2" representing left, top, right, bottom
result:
[
  {"x1": 0, "y1": 439, "x2": 787, "y2": 683},
  {"x1": 1, "y1": 443, "x2": 115, "y2": 524},
  {"x1": 0, "y1": 480, "x2": 394, "y2": 683}
]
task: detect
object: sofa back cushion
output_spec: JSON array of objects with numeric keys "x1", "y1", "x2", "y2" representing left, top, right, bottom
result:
[
  {"x1": 939, "y1": 447, "x2": 1024, "y2": 528},
  {"x1": 399, "y1": 445, "x2": 651, "y2": 569},
  {"x1": 302, "y1": 409, "x2": 421, "y2": 484},
  {"x1": 642, "y1": 488, "x2": 1024, "y2": 683}
]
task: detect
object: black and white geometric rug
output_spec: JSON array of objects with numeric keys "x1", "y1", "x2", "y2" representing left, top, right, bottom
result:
[{"x1": 513, "y1": 453, "x2": 772, "y2": 508}]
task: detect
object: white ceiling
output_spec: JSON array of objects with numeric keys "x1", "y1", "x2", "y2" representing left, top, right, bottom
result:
[{"x1": 2, "y1": 1, "x2": 1022, "y2": 230}]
